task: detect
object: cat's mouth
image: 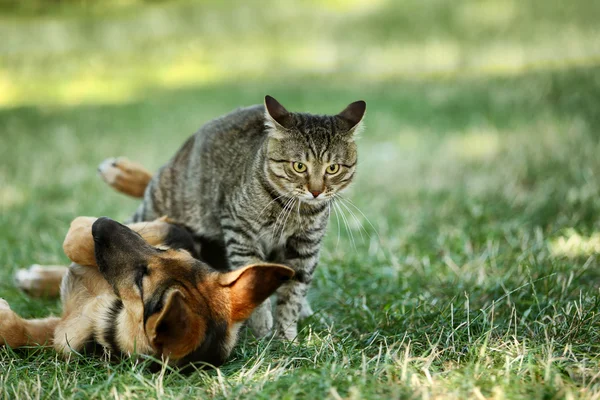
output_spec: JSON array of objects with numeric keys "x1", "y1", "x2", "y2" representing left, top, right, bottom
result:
[
  {"x1": 298, "y1": 192, "x2": 330, "y2": 204},
  {"x1": 287, "y1": 188, "x2": 332, "y2": 205}
]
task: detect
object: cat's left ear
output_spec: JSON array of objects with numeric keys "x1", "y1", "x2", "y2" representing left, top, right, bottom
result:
[{"x1": 337, "y1": 100, "x2": 366, "y2": 133}]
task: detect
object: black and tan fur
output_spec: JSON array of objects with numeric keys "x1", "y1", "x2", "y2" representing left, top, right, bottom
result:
[{"x1": 0, "y1": 217, "x2": 293, "y2": 369}]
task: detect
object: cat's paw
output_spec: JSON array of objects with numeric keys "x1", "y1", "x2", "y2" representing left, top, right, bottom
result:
[
  {"x1": 299, "y1": 298, "x2": 314, "y2": 320},
  {"x1": 249, "y1": 317, "x2": 273, "y2": 338},
  {"x1": 97, "y1": 157, "x2": 152, "y2": 198},
  {"x1": 248, "y1": 300, "x2": 274, "y2": 338},
  {"x1": 274, "y1": 325, "x2": 298, "y2": 341}
]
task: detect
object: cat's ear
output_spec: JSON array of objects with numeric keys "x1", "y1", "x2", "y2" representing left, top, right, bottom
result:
[
  {"x1": 337, "y1": 100, "x2": 366, "y2": 133},
  {"x1": 264, "y1": 95, "x2": 293, "y2": 131}
]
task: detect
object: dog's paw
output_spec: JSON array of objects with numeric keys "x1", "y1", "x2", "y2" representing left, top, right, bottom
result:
[
  {"x1": 15, "y1": 265, "x2": 65, "y2": 297},
  {"x1": 15, "y1": 265, "x2": 43, "y2": 294},
  {"x1": 98, "y1": 157, "x2": 152, "y2": 198},
  {"x1": 0, "y1": 298, "x2": 11, "y2": 311},
  {"x1": 0, "y1": 299, "x2": 24, "y2": 347},
  {"x1": 97, "y1": 157, "x2": 123, "y2": 186}
]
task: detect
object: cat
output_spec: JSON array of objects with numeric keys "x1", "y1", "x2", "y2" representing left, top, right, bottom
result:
[{"x1": 100, "y1": 96, "x2": 366, "y2": 340}]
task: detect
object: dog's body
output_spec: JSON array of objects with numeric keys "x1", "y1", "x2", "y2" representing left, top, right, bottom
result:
[{"x1": 0, "y1": 217, "x2": 293, "y2": 369}]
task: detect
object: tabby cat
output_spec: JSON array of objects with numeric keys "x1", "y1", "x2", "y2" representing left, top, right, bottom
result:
[{"x1": 124, "y1": 96, "x2": 365, "y2": 340}]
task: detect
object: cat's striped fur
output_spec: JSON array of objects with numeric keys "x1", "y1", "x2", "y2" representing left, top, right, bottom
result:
[{"x1": 116, "y1": 96, "x2": 366, "y2": 339}]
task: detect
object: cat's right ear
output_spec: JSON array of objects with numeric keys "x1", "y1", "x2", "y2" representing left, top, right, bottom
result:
[
  {"x1": 337, "y1": 100, "x2": 366, "y2": 133},
  {"x1": 264, "y1": 95, "x2": 293, "y2": 132}
]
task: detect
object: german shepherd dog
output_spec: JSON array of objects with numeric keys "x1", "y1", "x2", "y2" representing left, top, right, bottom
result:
[{"x1": 0, "y1": 215, "x2": 293, "y2": 369}]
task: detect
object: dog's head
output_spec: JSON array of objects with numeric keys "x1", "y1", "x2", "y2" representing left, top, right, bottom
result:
[{"x1": 90, "y1": 217, "x2": 293, "y2": 367}]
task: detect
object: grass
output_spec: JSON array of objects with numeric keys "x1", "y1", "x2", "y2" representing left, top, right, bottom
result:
[{"x1": 1, "y1": 0, "x2": 600, "y2": 398}]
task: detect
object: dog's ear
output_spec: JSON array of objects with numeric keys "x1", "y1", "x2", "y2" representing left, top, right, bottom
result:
[
  {"x1": 219, "y1": 264, "x2": 295, "y2": 322},
  {"x1": 146, "y1": 290, "x2": 204, "y2": 360}
]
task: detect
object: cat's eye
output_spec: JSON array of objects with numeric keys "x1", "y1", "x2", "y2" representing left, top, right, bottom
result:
[
  {"x1": 326, "y1": 164, "x2": 340, "y2": 175},
  {"x1": 293, "y1": 162, "x2": 307, "y2": 173}
]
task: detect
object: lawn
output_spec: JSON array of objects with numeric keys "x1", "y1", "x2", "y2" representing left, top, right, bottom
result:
[{"x1": 1, "y1": 0, "x2": 600, "y2": 398}]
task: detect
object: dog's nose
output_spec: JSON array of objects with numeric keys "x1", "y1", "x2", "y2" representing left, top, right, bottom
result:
[
  {"x1": 310, "y1": 190, "x2": 322, "y2": 198},
  {"x1": 91, "y1": 217, "x2": 129, "y2": 244},
  {"x1": 92, "y1": 217, "x2": 116, "y2": 240}
]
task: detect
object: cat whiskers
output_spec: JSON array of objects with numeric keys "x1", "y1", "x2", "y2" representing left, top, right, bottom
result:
[
  {"x1": 335, "y1": 194, "x2": 396, "y2": 263},
  {"x1": 257, "y1": 189, "x2": 294, "y2": 219},
  {"x1": 131, "y1": 223, "x2": 162, "y2": 243},
  {"x1": 270, "y1": 195, "x2": 297, "y2": 243},
  {"x1": 270, "y1": 196, "x2": 293, "y2": 237},
  {"x1": 333, "y1": 194, "x2": 371, "y2": 242},
  {"x1": 296, "y1": 197, "x2": 302, "y2": 227},
  {"x1": 330, "y1": 193, "x2": 382, "y2": 253},
  {"x1": 256, "y1": 195, "x2": 289, "y2": 243},
  {"x1": 336, "y1": 194, "x2": 381, "y2": 242},
  {"x1": 277, "y1": 196, "x2": 298, "y2": 243},
  {"x1": 332, "y1": 199, "x2": 357, "y2": 251},
  {"x1": 329, "y1": 200, "x2": 341, "y2": 248}
]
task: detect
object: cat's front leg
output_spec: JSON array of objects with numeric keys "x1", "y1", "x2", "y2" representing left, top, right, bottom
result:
[
  {"x1": 221, "y1": 224, "x2": 273, "y2": 337},
  {"x1": 274, "y1": 279, "x2": 312, "y2": 340},
  {"x1": 275, "y1": 238, "x2": 320, "y2": 340},
  {"x1": 299, "y1": 297, "x2": 314, "y2": 319}
]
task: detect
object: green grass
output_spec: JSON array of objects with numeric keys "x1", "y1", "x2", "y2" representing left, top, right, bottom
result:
[{"x1": 1, "y1": 0, "x2": 600, "y2": 398}]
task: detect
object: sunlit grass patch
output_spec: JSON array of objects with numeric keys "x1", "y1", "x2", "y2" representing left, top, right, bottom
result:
[
  {"x1": 1, "y1": 0, "x2": 600, "y2": 108},
  {"x1": 0, "y1": 185, "x2": 27, "y2": 210},
  {"x1": 550, "y1": 230, "x2": 600, "y2": 258},
  {"x1": 445, "y1": 129, "x2": 500, "y2": 161}
]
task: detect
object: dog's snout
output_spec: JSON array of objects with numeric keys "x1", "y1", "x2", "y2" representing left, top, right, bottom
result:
[
  {"x1": 92, "y1": 217, "x2": 135, "y2": 243},
  {"x1": 92, "y1": 217, "x2": 153, "y2": 263},
  {"x1": 92, "y1": 217, "x2": 119, "y2": 243}
]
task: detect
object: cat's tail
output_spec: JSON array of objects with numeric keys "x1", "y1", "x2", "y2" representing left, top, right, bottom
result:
[{"x1": 97, "y1": 157, "x2": 152, "y2": 198}]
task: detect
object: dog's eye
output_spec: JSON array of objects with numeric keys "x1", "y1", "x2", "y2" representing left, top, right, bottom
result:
[{"x1": 135, "y1": 264, "x2": 149, "y2": 290}]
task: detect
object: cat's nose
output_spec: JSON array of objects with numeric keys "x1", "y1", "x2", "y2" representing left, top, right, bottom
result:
[{"x1": 310, "y1": 190, "x2": 322, "y2": 198}]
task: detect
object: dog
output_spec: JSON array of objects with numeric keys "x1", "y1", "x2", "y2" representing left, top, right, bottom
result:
[{"x1": 0, "y1": 216, "x2": 293, "y2": 369}]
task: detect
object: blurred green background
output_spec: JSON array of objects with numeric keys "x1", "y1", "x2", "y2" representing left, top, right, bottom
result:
[
  {"x1": 1, "y1": 0, "x2": 600, "y2": 107},
  {"x1": 1, "y1": 1, "x2": 600, "y2": 398}
]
